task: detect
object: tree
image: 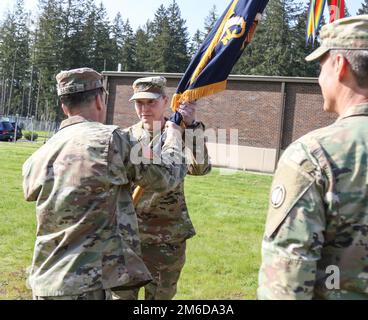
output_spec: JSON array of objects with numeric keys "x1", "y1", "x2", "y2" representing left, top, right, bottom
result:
[
  {"x1": 0, "y1": 12, "x2": 18, "y2": 115},
  {"x1": 135, "y1": 23, "x2": 152, "y2": 72},
  {"x1": 344, "y1": 3, "x2": 351, "y2": 17},
  {"x1": 33, "y1": 0, "x2": 65, "y2": 120},
  {"x1": 61, "y1": 0, "x2": 96, "y2": 69},
  {"x1": 152, "y1": 19, "x2": 172, "y2": 72},
  {"x1": 233, "y1": 0, "x2": 300, "y2": 76},
  {"x1": 189, "y1": 29, "x2": 204, "y2": 58},
  {"x1": 111, "y1": 12, "x2": 124, "y2": 67},
  {"x1": 0, "y1": 0, "x2": 31, "y2": 116},
  {"x1": 150, "y1": 4, "x2": 171, "y2": 72},
  {"x1": 289, "y1": 4, "x2": 320, "y2": 77},
  {"x1": 149, "y1": 1, "x2": 190, "y2": 73},
  {"x1": 357, "y1": 0, "x2": 368, "y2": 15},
  {"x1": 166, "y1": 0, "x2": 190, "y2": 72},
  {"x1": 121, "y1": 19, "x2": 136, "y2": 71},
  {"x1": 203, "y1": 5, "x2": 218, "y2": 38},
  {"x1": 151, "y1": 4, "x2": 168, "y2": 36},
  {"x1": 91, "y1": 2, "x2": 115, "y2": 72}
]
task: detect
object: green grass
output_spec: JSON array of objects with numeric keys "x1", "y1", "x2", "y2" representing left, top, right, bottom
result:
[
  {"x1": 0, "y1": 142, "x2": 272, "y2": 300},
  {"x1": 0, "y1": 142, "x2": 40, "y2": 299}
]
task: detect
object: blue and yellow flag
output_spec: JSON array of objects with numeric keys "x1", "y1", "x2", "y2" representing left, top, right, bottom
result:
[{"x1": 171, "y1": 0, "x2": 269, "y2": 111}]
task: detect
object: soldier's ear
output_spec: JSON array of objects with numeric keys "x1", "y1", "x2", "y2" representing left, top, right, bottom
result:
[
  {"x1": 95, "y1": 93, "x2": 104, "y2": 111},
  {"x1": 335, "y1": 54, "x2": 348, "y2": 81},
  {"x1": 162, "y1": 95, "x2": 169, "y2": 106},
  {"x1": 61, "y1": 104, "x2": 71, "y2": 116}
]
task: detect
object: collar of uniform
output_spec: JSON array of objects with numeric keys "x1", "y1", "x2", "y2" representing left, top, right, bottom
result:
[
  {"x1": 338, "y1": 103, "x2": 368, "y2": 121},
  {"x1": 131, "y1": 121, "x2": 149, "y2": 142},
  {"x1": 132, "y1": 119, "x2": 168, "y2": 141},
  {"x1": 59, "y1": 115, "x2": 90, "y2": 130}
]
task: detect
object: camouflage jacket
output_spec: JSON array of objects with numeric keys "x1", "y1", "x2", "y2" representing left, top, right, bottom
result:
[
  {"x1": 258, "y1": 103, "x2": 368, "y2": 300},
  {"x1": 124, "y1": 120, "x2": 211, "y2": 244},
  {"x1": 22, "y1": 116, "x2": 186, "y2": 296}
]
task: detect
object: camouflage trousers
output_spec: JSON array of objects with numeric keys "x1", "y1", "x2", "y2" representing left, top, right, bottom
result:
[
  {"x1": 112, "y1": 241, "x2": 186, "y2": 300},
  {"x1": 33, "y1": 289, "x2": 113, "y2": 300}
]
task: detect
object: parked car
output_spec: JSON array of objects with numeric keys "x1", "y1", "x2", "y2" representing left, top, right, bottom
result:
[
  {"x1": 11, "y1": 122, "x2": 23, "y2": 140},
  {"x1": 0, "y1": 120, "x2": 15, "y2": 141}
]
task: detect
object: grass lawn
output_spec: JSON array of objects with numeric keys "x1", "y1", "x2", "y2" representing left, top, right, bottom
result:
[{"x1": 0, "y1": 141, "x2": 272, "y2": 300}]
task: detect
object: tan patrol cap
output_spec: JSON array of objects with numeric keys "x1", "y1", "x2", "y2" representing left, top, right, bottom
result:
[
  {"x1": 306, "y1": 15, "x2": 368, "y2": 62},
  {"x1": 129, "y1": 76, "x2": 167, "y2": 101},
  {"x1": 56, "y1": 67, "x2": 103, "y2": 96}
]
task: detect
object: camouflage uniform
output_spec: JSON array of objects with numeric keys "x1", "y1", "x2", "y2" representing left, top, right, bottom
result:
[
  {"x1": 22, "y1": 68, "x2": 186, "y2": 300},
  {"x1": 258, "y1": 16, "x2": 368, "y2": 300},
  {"x1": 113, "y1": 77, "x2": 211, "y2": 300}
]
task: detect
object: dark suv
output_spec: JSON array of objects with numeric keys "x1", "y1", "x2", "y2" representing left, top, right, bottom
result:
[
  {"x1": 0, "y1": 120, "x2": 22, "y2": 141},
  {"x1": 0, "y1": 121, "x2": 15, "y2": 141},
  {"x1": 11, "y1": 122, "x2": 23, "y2": 140}
]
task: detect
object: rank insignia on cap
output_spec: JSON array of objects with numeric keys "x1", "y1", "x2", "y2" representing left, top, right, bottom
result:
[{"x1": 271, "y1": 185, "x2": 286, "y2": 208}]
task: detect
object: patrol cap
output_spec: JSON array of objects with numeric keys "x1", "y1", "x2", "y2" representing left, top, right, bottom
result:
[
  {"x1": 56, "y1": 67, "x2": 103, "y2": 96},
  {"x1": 306, "y1": 15, "x2": 368, "y2": 62},
  {"x1": 129, "y1": 76, "x2": 167, "y2": 101}
]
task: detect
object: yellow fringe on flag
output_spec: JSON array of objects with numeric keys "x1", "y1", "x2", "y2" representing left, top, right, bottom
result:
[
  {"x1": 171, "y1": 80, "x2": 227, "y2": 111},
  {"x1": 189, "y1": 0, "x2": 239, "y2": 84}
]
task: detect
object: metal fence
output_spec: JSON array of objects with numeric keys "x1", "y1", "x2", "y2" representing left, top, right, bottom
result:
[{"x1": 1, "y1": 114, "x2": 60, "y2": 142}]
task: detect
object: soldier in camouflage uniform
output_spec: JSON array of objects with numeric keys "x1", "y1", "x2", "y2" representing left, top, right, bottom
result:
[
  {"x1": 112, "y1": 76, "x2": 211, "y2": 300},
  {"x1": 257, "y1": 16, "x2": 368, "y2": 299},
  {"x1": 22, "y1": 68, "x2": 186, "y2": 300}
]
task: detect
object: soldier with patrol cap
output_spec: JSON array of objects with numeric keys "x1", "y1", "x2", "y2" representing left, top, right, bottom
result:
[
  {"x1": 257, "y1": 15, "x2": 368, "y2": 300},
  {"x1": 112, "y1": 76, "x2": 211, "y2": 300},
  {"x1": 22, "y1": 68, "x2": 186, "y2": 300}
]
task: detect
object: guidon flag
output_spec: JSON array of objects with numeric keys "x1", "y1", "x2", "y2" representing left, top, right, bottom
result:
[{"x1": 171, "y1": 0, "x2": 269, "y2": 111}]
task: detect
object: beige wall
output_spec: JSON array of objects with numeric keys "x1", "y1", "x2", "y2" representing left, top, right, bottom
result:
[{"x1": 206, "y1": 143, "x2": 276, "y2": 173}]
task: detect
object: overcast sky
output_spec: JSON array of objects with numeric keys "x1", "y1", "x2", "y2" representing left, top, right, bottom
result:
[{"x1": 0, "y1": 0, "x2": 365, "y2": 37}]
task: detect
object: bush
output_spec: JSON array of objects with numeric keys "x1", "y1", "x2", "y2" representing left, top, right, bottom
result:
[{"x1": 23, "y1": 131, "x2": 38, "y2": 141}]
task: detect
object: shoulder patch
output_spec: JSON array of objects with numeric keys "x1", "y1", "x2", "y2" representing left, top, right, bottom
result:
[
  {"x1": 270, "y1": 185, "x2": 286, "y2": 208},
  {"x1": 265, "y1": 159, "x2": 316, "y2": 238}
]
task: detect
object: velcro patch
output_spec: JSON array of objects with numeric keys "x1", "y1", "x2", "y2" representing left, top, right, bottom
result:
[{"x1": 265, "y1": 160, "x2": 316, "y2": 238}]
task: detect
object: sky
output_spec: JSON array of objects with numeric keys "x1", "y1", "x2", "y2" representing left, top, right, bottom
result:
[{"x1": 0, "y1": 0, "x2": 365, "y2": 37}]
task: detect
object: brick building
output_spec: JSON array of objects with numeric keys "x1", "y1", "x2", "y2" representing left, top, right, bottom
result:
[{"x1": 103, "y1": 72, "x2": 336, "y2": 173}]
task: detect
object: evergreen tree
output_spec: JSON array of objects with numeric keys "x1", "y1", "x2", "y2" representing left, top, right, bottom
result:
[
  {"x1": 121, "y1": 19, "x2": 136, "y2": 71},
  {"x1": 0, "y1": 12, "x2": 18, "y2": 115},
  {"x1": 189, "y1": 29, "x2": 204, "y2": 58},
  {"x1": 61, "y1": 0, "x2": 95, "y2": 69},
  {"x1": 357, "y1": 0, "x2": 368, "y2": 15},
  {"x1": 152, "y1": 18, "x2": 172, "y2": 72},
  {"x1": 166, "y1": 0, "x2": 190, "y2": 72},
  {"x1": 91, "y1": 2, "x2": 115, "y2": 72},
  {"x1": 203, "y1": 5, "x2": 218, "y2": 38},
  {"x1": 151, "y1": 4, "x2": 168, "y2": 36},
  {"x1": 34, "y1": 0, "x2": 65, "y2": 120},
  {"x1": 150, "y1": 5, "x2": 171, "y2": 72},
  {"x1": 344, "y1": 3, "x2": 350, "y2": 17},
  {"x1": 234, "y1": 0, "x2": 299, "y2": 76},
  {"x1": 232, "y1": 17, "x2": 267, "y2": 75},
  {"x1": 0, "y1": 0, "x2": 31, "y2": 116},
  {"x1": 111, "y1": 12, "x2": 124, "y2": 68},
  {"x1": 134, "y1": 23, "x2": 152, "y2": 72},
  {"x1": 289, "y1": 4, "x2": 319, "y2": 77}
]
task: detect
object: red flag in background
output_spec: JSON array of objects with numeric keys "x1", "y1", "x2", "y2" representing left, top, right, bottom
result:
[{"x1": 328, "y1": 0, "x2": 345, "y2": 23}]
